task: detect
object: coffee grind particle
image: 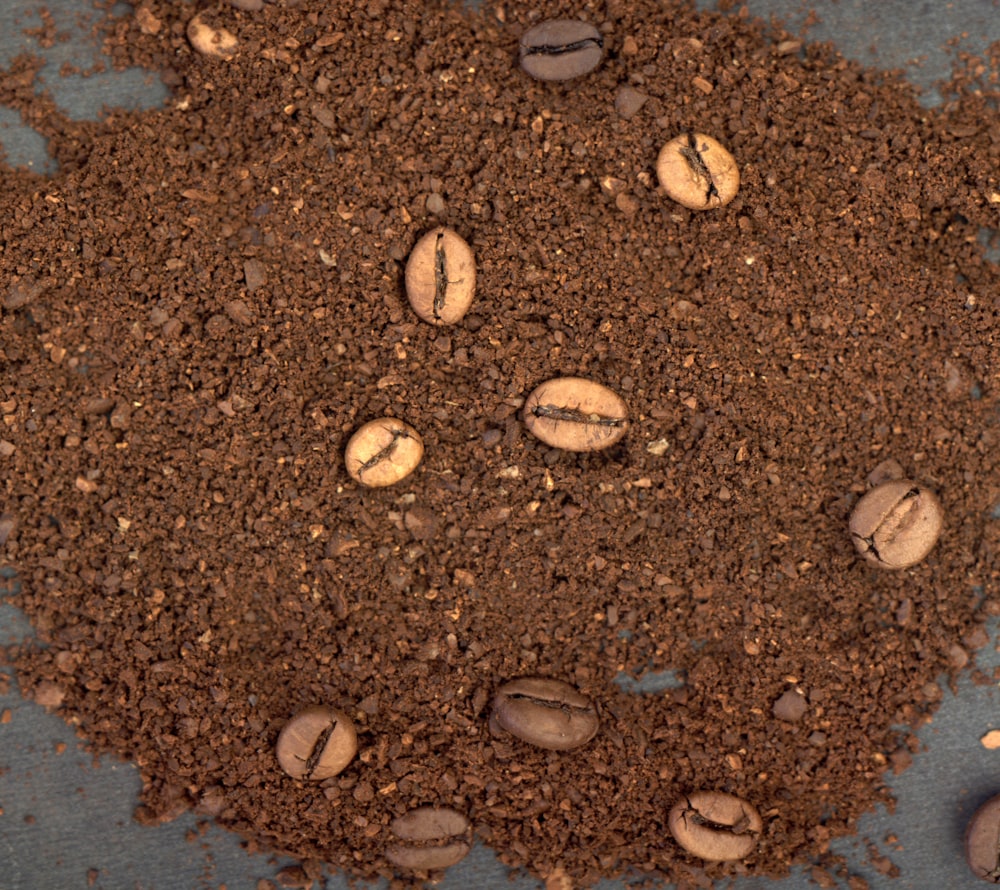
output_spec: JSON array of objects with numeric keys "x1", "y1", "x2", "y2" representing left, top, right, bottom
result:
[{"x1": 1, "y1": 0, "x2": 999, "y2": 887}]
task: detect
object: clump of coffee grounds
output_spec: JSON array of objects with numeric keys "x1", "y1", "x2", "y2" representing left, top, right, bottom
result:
[{"x1": 2, "y1": 0, "x2": 999, "y2": 886}]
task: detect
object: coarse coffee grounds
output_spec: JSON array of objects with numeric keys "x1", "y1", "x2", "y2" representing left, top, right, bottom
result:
[{"x1": 1, "y1": 0, "x2": 999, "y2": 887}]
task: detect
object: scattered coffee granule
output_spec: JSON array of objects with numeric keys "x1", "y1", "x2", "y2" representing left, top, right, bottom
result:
[{"x1": 2, "y1": 0, "x2": 999, "y2": 886}]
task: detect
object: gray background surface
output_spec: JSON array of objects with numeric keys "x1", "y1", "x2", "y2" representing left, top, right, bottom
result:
[{"x1": 1, "y1": 2, "x2": 999, "y2": 888}]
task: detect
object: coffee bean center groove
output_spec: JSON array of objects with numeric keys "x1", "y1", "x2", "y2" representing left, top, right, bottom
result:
[
  {"x1": 680, "y1": 133, "x2": 719, "y2": 203},
  {"x1": 359, "y1": 428, "x2": 410, "y2": 475},
  {"x1": 532, "y1": 404, "x2": 624, "y2": 426},
  {"x1": 433, "y1": 231, "x2": 448, "y2": 318},
  {"x1": 522, "y1": 37, "x2": 603, "y2": 57},
  {"x1": 304, "y1": 721, "x2": 335, "y2": 777}
]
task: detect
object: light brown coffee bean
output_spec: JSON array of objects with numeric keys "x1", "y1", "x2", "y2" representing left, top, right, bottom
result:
[
  {"x1": 490, "y1": 677, "x2": 599, "y2": 751},
  {"x1": 849, "y1": 479, "x2": 943, "y2": 569},
  {"x1": 668, "y1": 791, "x2": 763, "y2": 861},
  {"x1": 965, "y1": 793, "x2": 1000, "y2": 882},
  {"x1": 345, "y1": 418, "x2": 423, "y2": 487},
  {"x1": 524, "y1": 377, "x2": 628, "y2": 452},
  {"x1": 186, "y1": 13, "x2": 238, "y2": 60},
  {"x1": 275, "y1": 705, "x2": 357, "y2": 781},
  {"x1": 656, "y1": 133, "x2": 739, "y2": 210},
  {"x1": 404, "y1": 227, "x2": 475, "y2": 325},
  {"x1": 385, "y1": 806, "x2": 472, "y2": 871},
  {"x1": 519, "y1": 19, "x2": 604, "y2": 82}
]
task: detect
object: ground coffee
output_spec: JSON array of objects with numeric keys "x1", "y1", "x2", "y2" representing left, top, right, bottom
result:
[{"x1": 1, "y1": 0, "x2": 999, "y2": 887}]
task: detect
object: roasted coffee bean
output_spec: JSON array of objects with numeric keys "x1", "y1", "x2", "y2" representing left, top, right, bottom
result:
[
  {"x1": 519, "y1": 19, "x2": 604, "y2": 82},
  {"x1": 404, "y1": 227, "x2": 475, "y2": 325},
  {"x1": 490, "y1": 677, "x2": 599, "y2": 751},
  {"x1": 275, "y1": 705, "x2": 357, "y2": 781},
  {"x1": 345, "y1": 417, "x2": 423, "y2": 487},
  {"x1": 966, "y1": 793, "x2": 1000, "y2": 882},
  {"x1": 385, "y1": 806, "x2": 472, "y2": 871},
  {"x1": 849, "y1": 479, "x2": 943, "y2": 569},
  {"x1": 656, "y1": 133, "x2": 739, "y2": 210},
  {"x1": 524, "y1": 377, "x2": 628, "y2": 452},
  {"x1": 668, "y1": 791, "x2": 763, "y2": 861},
  {"x1": 186, "y1": 13, "x2": 238, "y2": 59}
]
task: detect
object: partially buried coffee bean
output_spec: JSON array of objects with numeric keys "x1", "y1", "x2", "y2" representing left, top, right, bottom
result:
[
  {"x1": 524, "y1": 377, "x2": 628, "y2": 452},
  {"x1": 965, "y1": 793, "x2": 1000, "y2": 882},
  {"x1": 490, "y1": 677, "x2": 599, "y2": 751},
  {"x1": 275, "y1": 705, "x2": 357, "y2": 781},
  {"x1": 519, "y1": 19, "x2": 604, "y2": 82},
  {"x1": 849, "y1": 478, "x2": 943, "y2": 569},
  {"x1": 656, "y1": 133, "x2": 739, "y2": 210},
  {"x1": 668, "y1": 791, "x2": 763, "y2": 861},
  {"x1": 186, "y1": 13, "x2": 238, "y2": 60},
  {"x1": 385, "y1": 806, "x2": 472, "y2": 871},
  {"x1": 345, "y1": 417, "x2": 423, "y2": 487},
  {"x1": 404, "y1": 227, "x2": 475, "y2": 325}
]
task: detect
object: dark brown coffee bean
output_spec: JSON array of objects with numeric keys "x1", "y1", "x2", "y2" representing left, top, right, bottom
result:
[
  {"x1": 345, "y1": 417, "x2": 423, "y2": 487},
  {"x1": 490, "y1": 677, "x2": 599, "y2": 751},
  {"x1": 404, "y1": 227, "x2": 475, "y2": 325},
  {"x1": 966, "y1": 793, "x2": 1000, "y2": 882},
  {"x1": 523, "y1": 377, "x2": 628, "y2": 452},
  {"x1": 668, "y1": 791, "x2": 763, "y2": 861},
  {"x1": 275, "y1": 705, "x2": 357, "y2": 781},
  {"x1": 519, "y1": 19, "x2": 604, "y2": 82},
  {"x1": 849, "y1": 479, "x2": 943, "y2": 569},
  {"x1": 385, "y1": 806, "x2": 472, "y2": 871},
  {"x1": 656, "y1": 133, "x2": 739, "y2": 210}
]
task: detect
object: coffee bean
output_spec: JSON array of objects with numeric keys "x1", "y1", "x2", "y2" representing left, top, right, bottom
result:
[
  {"x1": 345, "y1": 417, "x2": 423, "y2": 487},
  {"x1": 668, "y1": 791, "x2": 763, "y2": 861},
  {"x1": 275, "y1": 705, "x2": 357, "y2": 781},
  {"x1": 385, "y1": 806, "x2": 472, "y2": 871},
  {"x1": 490, "y1": 677, "x2": 599, "y2": 751},
  {"x1": 519, "y1": 19, "x2": 604, "y2": 82},
  {"x1": 404, "y1": 227, "x2": 475, "y2": 325},
  {"x1": 849, "y1": 479, "x2": 943, "y2": 569},
  {"x1": 186, "y1": 13, "x2": 238, "y2": 60},
  {"x1": 656, "y1": 133, "x2": 739, "y2": 210},
  {"x1": 524, "y1": 377, "x2": 628, "y2": 452},
  {"x1": 965, "y1": 793, "x2": 1000, "y2": 882}
]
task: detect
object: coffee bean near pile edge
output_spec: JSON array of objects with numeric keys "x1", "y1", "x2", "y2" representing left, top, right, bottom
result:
[
  {"x1": 490, "y1": 677, "x2": 600, "y2": 750},
  {"x1": 668, "y1": 791, "x2": 764, "y2": 861},
  {"x1": 344, "y1": 417, "x2": 423, "y2": 487},
  {"x1": 519, "y1": 19, "x2": 604, "y2": 82},
  {"x1": 849, "y1": 479, "x2": 944, "y2": 569},
  {"x1": 275, "y1": 706, "x2": 358, "y2": 781},
  {"x1": 404, "y1": 227, "x2": 476, "y2": 325},
  {"x1": 965, "y1": 794, "x2": 1000, "y2": 882},
  {"x1": 656, "y1": 133, "x2": 740, "y2": 210},
  {"x1": 523, "y1": 377, "x2": 628, "y2": 452},
  {"x1": 384, "y1": 806, "x2": 473, "y2": 871}
]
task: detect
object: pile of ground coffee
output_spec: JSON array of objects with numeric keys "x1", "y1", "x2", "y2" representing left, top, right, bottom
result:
[{"x1": 2, "y1": 1, "x2": 999, "y2": 886}]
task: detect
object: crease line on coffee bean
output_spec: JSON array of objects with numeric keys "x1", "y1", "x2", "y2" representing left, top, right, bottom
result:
[
  {"x1": 851, "y1": 532, "x2": 883, "y2": 564},
  {"x1": 679, "y1": 132, "x2": 720, "y2": 204},
  {"x1": 505, "y1": 690, "x2": 595, "y2": 715},
  {"x1": 530, "y1": 404, "x2": 626, "y2": 427},
  {"x1": 357, "y1": 428, "x2": 411, "y2": 478},
  {"x1": 679, "y1": 797, "x2": 758, "y2": 835},
  {"x1": 301, "y1": 721, "x2": 335, "y2": 776},
  {"x1": 433, "y1": 230, "x2": 449, "y2": 319},
  {"x1": 520, "y1": 36, "x2": 604, "y2": 58}
]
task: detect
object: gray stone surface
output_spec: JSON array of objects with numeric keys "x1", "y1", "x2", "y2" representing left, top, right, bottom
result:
[{"x1": 2, "y1": 2, "x2": 999, "y2": 888}]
